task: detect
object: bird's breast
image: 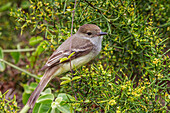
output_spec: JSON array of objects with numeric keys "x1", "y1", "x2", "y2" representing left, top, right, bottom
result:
[{"x1": 53, "y1": 51, "x2": 96, "y2": 77}]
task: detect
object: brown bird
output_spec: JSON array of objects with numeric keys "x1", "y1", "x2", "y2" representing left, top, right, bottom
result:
[{"x1": 25, "y1": 24, "x2": 107, "y2": 109}]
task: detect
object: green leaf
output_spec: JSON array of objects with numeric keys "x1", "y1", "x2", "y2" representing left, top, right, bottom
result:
[
  {"x1": 33, "y1": 103, "x2": 51, "y2": 113},
  {"x1": 32, "y1": 103, "x2": 40, "y2": 113},
  {"x1": 51, "y1": 103, "x2": 60, "y2": 113},
  {"x1": 52, "y1": 93, "x2": 76, "y2": 113},
  {"x1": 23, "y1": 82, "x2": 38, "y2": 95},
  {"x1": 0, "y1": 47, "x2": 5, "y2": 72},
  {"x1": 29, "y1": 36, "x2": 43, "y2": 46},
  {"x1": 22, "y1": 92, "x2": 30, "y2": 105},
  {"x1": 60, "y1": 80, "x2": 71, "y2": 85},
  {"x1": 60, "y1": 52, "x2": 75, "y2": 63},
  {"x1": 55, "y1": 97, "x2": 63, "y2": 104},
  {"x1": 35, "y1": 40, "x2": 48, "y2": 56},
  {"x1": 72, "y1": 76, "x2": 81, "y2": 81},
  {"x1": 57, "y1": 93, "x2": 76, "y2": 102},
  {"x1": 54, "y1": 102, "x2": 72, "y2": 113},
  {"x1": 30, "y1": 40, "x2": 48, "y2": 67},
  {"x1": 30, "y1": 82, "x2": 38, "y2": 91},
  {"x1": 10, "y1": 52, "x2": 20, "y2": 64},
  {"x1": 37, "y1": 94, "x2": 54, "y2": 104},
  {"x1": 41, "y1": 88, "x2": 52, "y2": 95},
  {"x1": 60, "y1": 76, "x2": 71, "y2": 81},
  {"x1": 23, "y1": 85, "x2": 32, "y2": 94},
  {"x1": 68, "y1": 52, "x2": 75, "y2": 59},
  {"x1": 10, "y1": 45, "x2": 21, "y2": 64},
  {"x1": 60, "y1": 57, "x2": 68, "y2": 63}
]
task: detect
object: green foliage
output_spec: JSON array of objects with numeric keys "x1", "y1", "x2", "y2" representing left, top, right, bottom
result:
[
  {"x1": 0, "y1": 2, "x2": 12, "y2": 12},
  {"x1": 23, "y1": 83, "x2": 77, "y2": 113},
  {"x1": 29, "y1": 38, "x2": 48, "y2": 67},
  {"x1": 29, "y1": 36, "x2": 43, "y2": 46},
  {"x1": 0, "y1": 0, "x2": 169, "y2": 112},
  {"x1": 10, "y1": 45, "x2": 21, "y2": 64},
  {"x1": 50, "y1": 93, "x2": 76, "y2": 113},
  {"x1": 61, "y1": 63, "x2": 169, "y2": 112},
  {"x1": 22, "y1": 82, "x2": 38, "y2": 105},
  {"x1": 10, "y1": 52, "x2": 20, "y2": 64},
  {"x1": 0, "y1": 90, "x2": 19, "y2": 112}
]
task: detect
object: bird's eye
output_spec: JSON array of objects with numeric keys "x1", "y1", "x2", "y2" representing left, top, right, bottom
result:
[{"x1": 87, "y1": 32, "x2": 92, "y2": 35}]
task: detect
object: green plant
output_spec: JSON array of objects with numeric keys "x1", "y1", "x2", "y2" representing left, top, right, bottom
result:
[
  {"x1": 21, "y1": 82, "x2": 79, "y2": 113},
  {"x1": 0, "y1": 0, "x2": 169, "y2": 112},
  {"x1": 0, "y1": 90, "x2": 19, "y2": 113}
]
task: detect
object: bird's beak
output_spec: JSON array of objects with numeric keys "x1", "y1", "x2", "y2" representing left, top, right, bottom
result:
[{"x1": 98, "y1": 32, "x2": 107, "y2": 36}]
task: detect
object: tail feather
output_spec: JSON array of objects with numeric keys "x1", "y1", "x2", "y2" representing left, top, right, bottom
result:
[
  {"x1": 26, "y1": 67, "x2": 58, "y2": 108},
  {"x1": 26, "y1": 75, "x2": 52, "y2": 108}
]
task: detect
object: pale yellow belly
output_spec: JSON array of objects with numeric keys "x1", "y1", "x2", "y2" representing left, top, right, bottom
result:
[{"x1": 53, "y1": 52, "x2": 95, "y2": 77}]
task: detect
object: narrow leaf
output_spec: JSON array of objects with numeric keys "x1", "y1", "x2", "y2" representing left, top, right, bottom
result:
[
  {"x1": 60, "y1": 76, "x2": 71, "y2": 80},
  {"x1": 60, "y1": 80, "x2": 71, "y2": 85},
  {"x1": 60, "y1": 57, "x2": 68, "y2": 63},
  {"x1": 72, "y1": 76, "x2": 81, "y2": 81},
  {"x1": 68, "y1": 52, "x2": 75, "y2": 59}
]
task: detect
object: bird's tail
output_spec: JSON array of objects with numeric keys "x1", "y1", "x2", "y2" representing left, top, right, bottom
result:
[{"x1": 26, "y1": 67, "x2": 57, "y2": 108}]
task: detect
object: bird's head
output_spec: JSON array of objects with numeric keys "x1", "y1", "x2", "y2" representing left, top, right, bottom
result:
[{"x1": 77, "y1": 24, "x2": 107, "y2": 38}]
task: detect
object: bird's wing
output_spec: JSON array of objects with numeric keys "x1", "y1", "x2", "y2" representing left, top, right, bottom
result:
[{"x1": 41, "y1": 35, "x2": 93, "y2": 70}]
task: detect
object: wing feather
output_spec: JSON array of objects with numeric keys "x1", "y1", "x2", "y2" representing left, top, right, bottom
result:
[{"x1": 41, "y1": 35, "x2": 93, "y2": 70}]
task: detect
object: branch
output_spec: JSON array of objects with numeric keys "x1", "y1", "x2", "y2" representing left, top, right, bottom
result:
[
  {"x1": 0, "y1": 59, "x2": 40, "y2": 79},
  {"x1": 2, "y1": 48, "x2": 35, "y2": 52},
  {"x1": 19, "y1": 104, "x2": 30, "y2": 113}
]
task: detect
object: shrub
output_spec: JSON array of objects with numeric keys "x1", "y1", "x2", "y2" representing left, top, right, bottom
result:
[{"x1": 0, "y1": 0, "x2": 169, "y2": 112}]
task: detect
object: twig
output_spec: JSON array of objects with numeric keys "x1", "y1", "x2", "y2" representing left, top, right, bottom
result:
[
  {"x1": 19, "y1": 104, "x2": 29, "y2": 113},
  {"x1": 0, "y1": 59, "x2": 40, "y2": 79},
  {"x1": 2, "y1": 48, "x2": 35, "y2": 52}
]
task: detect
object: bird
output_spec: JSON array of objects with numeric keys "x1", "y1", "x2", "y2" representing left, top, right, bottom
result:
[{"x1": 26, "y1": 24, "x2": 107, "y2": 108}]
